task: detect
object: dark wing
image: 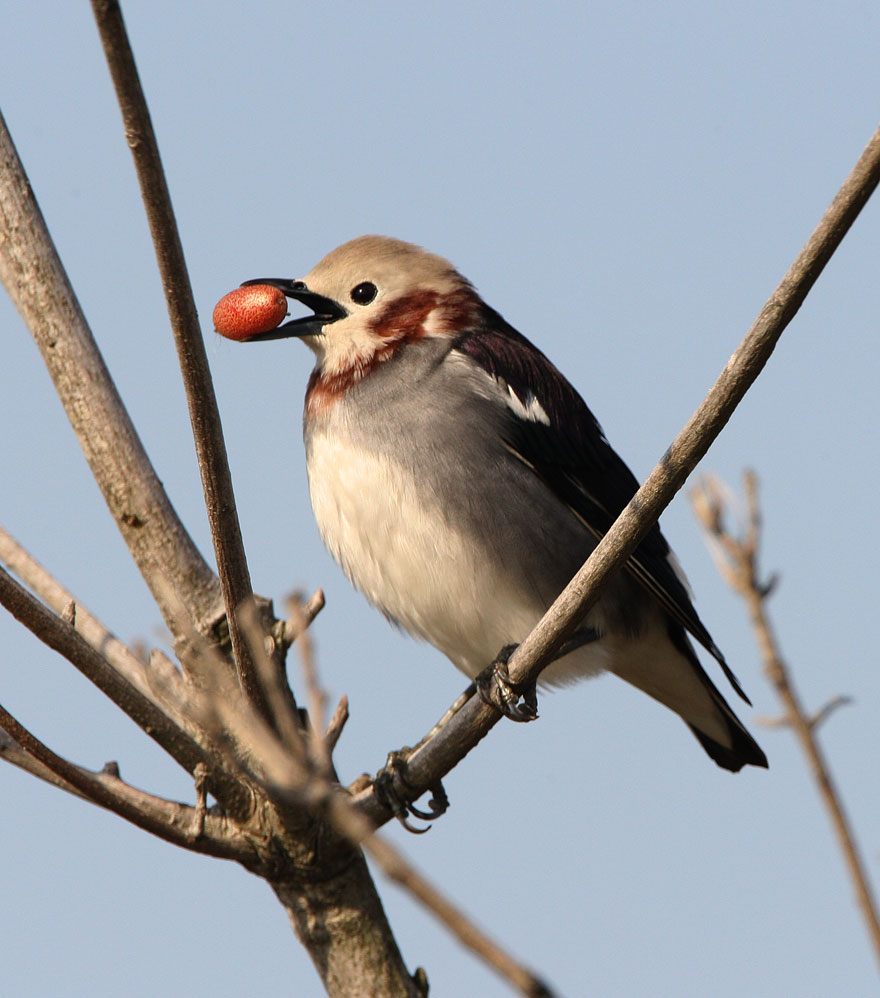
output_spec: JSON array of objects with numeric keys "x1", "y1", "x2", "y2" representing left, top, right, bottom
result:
[{"x1": 454, "y1": 306, "x2": 749, "y2": 704}]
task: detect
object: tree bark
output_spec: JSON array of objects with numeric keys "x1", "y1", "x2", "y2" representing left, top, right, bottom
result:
[
  {"x1": 273, "y1": 852, "x2": 423, "y2": 998},
  {"x1": 0, "y1": 109, "x2": 223, "y2": 647}
]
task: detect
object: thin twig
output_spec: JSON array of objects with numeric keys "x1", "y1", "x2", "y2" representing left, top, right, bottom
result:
[
  {"x1": 289, "y1": 596, "x2": 333, "y2": 778},
  {"x1": 810, "y1": 695, "x2": 854, "y2": 730},
  {"x1": 359, "y1": 827, "x2": 552, "y2": 998},
  {"x1": 90, "y1": 0, "x2": 267, "y2": 715},
  {"x1": 324, "y1": 695, "x2": 349, "y2": 754},
  {"x1": 352, "y1": 121, "x2": 880, "y2": 827},
  {"x1": 692, "y1": 473, "x2": 880, "y2": 970},
  {"x1": 756, "y1": 695, "x2": 854, "y2": 731},
  {"x1": 283, "y1": 588, "x2": 326, "y2": 645},
  {"x1": 238, "y1": 599, "x2": 306, "y2": 759},
  {"x1": 190, "y1": 762, "x2": 209, "y2": 841},
  {"x1": 0, "y1": 703, "x2": 252, "y2": 861}
]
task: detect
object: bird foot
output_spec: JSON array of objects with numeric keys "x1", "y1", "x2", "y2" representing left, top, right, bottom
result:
[
  {"x1": 373, "y1": 749, "x2": 449, "y2": 834},
  {"x1": 475, "y1": 644, "x2": 539, "y2": 722}
]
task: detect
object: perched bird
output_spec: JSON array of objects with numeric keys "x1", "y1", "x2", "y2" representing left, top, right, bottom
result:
[{"x1": 237, "y1": 235, "x2": 767, "y2": 773}]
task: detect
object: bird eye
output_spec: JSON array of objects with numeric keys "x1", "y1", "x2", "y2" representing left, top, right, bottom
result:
[{"x1": 350, "y1": 281, "x2": 378, "y2": 305}]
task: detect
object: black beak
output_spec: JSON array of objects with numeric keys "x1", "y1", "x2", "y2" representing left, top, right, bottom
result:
[{"x1": 240, "y1": 278, "x2": 347, "y2": 340}]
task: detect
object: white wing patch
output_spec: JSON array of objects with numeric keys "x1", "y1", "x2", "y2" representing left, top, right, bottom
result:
[
  {"x1": 503, "y1": 383, "x2": 551, "y2": 424},
  {"x1": 448, "y1": 349, "x2": 551, "y2": 425}
]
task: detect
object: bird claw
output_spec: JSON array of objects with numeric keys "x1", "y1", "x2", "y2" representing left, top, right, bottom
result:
[
  {"x1": 373, "y1": 749, "x2": 449, "y2": 833},
  {"x1": 406, "y1": 782, "x2": 450, "y2": 822},
  {"x1": 476, "y1": 645, "x2": 539, "y2": 722}
]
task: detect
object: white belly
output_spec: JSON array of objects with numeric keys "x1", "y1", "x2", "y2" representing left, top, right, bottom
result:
[{"x1": 306, "y1": 429, "x2": 569, "y2": 678}]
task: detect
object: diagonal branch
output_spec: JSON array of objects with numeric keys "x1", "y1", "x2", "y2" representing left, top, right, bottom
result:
[
  {"x1": 505, "y1": 123, "x2": 880, "y2": 690},
  {"x1": 0, "y1": 704, "x2": 253, "y2": 861},
  {"x1": 90, "y1": 0, "x2": 267, "y2": 714},
  {"x1": 1, "y1": 725, "x2": 84, "y2": 798},
  {"x1": 0, "y1": 109, "x2": 223, "y2": 646},
  {"x1": 361, "y1": 828, "x2": 552, "y2": 998},
  {"x1": 0, "y1": 564, "x2": 195, "y2": 761},
  {"x1": 0, "y1": 524, "x2": 190, "y2": 707},
  {"x1": 352, "y1": 121, "x2": 880, "y2": 826},
  {"x1": 0, "y1": 564, "x2": 252, "y2": 818},
  {"x1": 693, "y1": 473, "x2": 880, "y2": 970}
]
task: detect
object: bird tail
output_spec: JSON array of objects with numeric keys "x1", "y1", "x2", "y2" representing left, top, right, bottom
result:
[
  {"x1": 609, "y1": 626, "x2": 768, "y2": 772},
  {"x1": 685, "y1": 696, "x2": 768, "y2": 772}
]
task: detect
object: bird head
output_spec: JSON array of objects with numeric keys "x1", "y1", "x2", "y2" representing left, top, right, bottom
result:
[{"x1": 242, "y1": 236, "x2": 480, "y2": 401}]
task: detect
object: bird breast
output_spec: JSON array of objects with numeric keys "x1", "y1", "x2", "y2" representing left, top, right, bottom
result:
[
  {"x1": 301, "y1": 341, "x2": 635, "y2": 683},
  {"x1": 305, "y1": 423, "x2": 543, "y2": 676}
]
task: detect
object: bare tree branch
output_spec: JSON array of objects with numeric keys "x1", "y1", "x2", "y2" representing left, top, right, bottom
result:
[
  {"x1": 91, "y1": 0, "x2": 266, "y2": 713},
  {"x1": 0, "y1": 703, "x2": 252, "y2": 860},
  {"x1": 288, "y1": 597, "x2": 335, "y2": 778},
  {"x1": 158, "y1": 614, "x2": 431, "y2": 996},
  {"x1": 361, "y1": 828, "x2": 553, "y2": 998},
  {"x1": 808, "y1": 695, "x2": 855, "y2": 731},
  {"x1": 352, "y1": 121, "x2": 880, "y2": 827},
  {"x1": 0, "y1": 112, "x2": 224, "y2": 646},
  {"x1": 0, "y1": 564, "x2": 198, "y2": 766},
  {"x1": 0, "y1": 568, "x2": 421, "y2": 992},
  {"x1": 0, "y1": 563, "x2": 253, "y2": 818},
  {"x1": 0, "y1": 524, "x2": 190, "y2": 709},
  {"x1": 238, "y1": 598, "x2": 308, "y2": 761},
  {"x1": 692, "y1": 472, "x2": 880, "y2": 970},
  {"x1": 1, "y1": 725, "x2": 84, "y2": 798},
  {"x1": 324, "y1": 694, "x2": 350, "y2": 754}
]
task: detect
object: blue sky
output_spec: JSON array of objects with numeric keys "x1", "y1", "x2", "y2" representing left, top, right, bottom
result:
[{"x1": 1, "y1": 3, "x2": 879, "y2": 995}]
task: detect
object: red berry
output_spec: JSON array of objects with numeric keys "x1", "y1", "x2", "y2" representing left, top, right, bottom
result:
[{"x1": 213, "y1": 284, "x2": 288, "y2": 341}]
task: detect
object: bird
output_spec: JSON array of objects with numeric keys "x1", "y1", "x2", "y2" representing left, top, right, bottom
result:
[{"x1": 237, "y1": 235, "x2": 768, "y2": 775}]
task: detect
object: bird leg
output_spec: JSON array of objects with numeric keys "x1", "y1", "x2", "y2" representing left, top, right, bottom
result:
[
  {"x1": 373, "y1": 749, "x2": 449, "y2": 833},
  {"x1": 476, "y1": 628, "x2": 599, "y2": 722},
  {"x1": 476, "y1": 644, "x2": 539, "y2": 721},
  {"x1": 373, "y1": 628, "x2": 600, "y2": 829},
  {"x1": 368, "y1": 685, "x2": 478, "y2": 832}
]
